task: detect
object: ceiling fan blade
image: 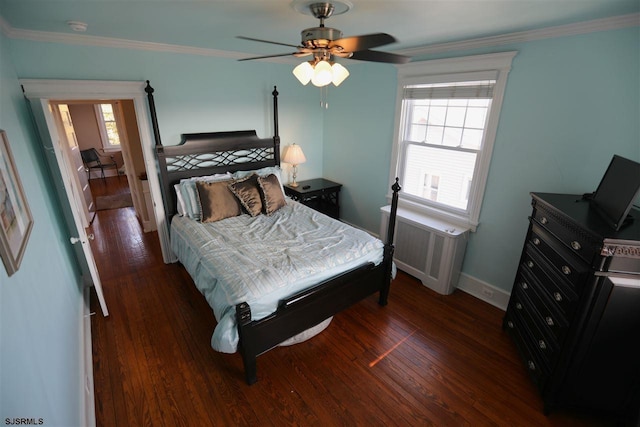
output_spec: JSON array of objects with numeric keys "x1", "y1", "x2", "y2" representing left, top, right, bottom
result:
[
  {"x1": 237, "y1": 36, "x2": 300, "y2": 49},
  {"x1": 329, "y1": 33, "x2": 397, "y2": 52},
  {"x1": 238, "y1": 52, "x2": 297, "y2": 61},
  {"x1": 350, "y1": 49, "x2": 411, "y2": 64}
]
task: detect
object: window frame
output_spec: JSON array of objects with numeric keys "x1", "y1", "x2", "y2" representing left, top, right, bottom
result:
[
  {"x1": 389, "y1": 51, "x2": 517, "y2": 231},
  {"x1": 94, "y1": 103, "x2": 122, "y2": 152}
]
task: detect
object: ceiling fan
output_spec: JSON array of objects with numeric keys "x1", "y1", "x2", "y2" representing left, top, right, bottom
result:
[{"x1": 237, "y1": 1, "x2": 410, "y2": 87}]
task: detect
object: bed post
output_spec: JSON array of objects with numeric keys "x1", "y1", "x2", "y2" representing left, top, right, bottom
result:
[
  {"x1": 236, "y1": 303, "x2": 258, "y2": 385},
  {"x1": 379, "y1": 177, "x2": 401, "y2": 306},
  {"x1": 272, "y1": 86, "x2": 281, "y2": 166},
  {"x1": 145, "y1": 80, "x2": 162, "y2": 148}
]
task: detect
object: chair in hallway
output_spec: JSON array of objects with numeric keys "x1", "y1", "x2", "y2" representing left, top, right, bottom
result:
[{"x1": 80, "y1": 148, "x2": 118, "y2": 180}]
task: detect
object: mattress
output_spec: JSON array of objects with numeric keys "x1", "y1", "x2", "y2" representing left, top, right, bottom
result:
[{"x1": 171, "y1": 200, "x2": 384, "y2": 353}]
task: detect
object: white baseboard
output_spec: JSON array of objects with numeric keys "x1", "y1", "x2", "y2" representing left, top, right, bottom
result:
[
  {"x1": 457, "y1": 273, "x2": 510, "y2": 311},
  {"x1": 81, "y1": 285, "x2": 96, "y2": 427}
]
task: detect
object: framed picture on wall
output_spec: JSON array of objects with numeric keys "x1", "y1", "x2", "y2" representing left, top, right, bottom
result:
[{"x1": 0, "y1": 130, "x2": 34, "y2": 277}]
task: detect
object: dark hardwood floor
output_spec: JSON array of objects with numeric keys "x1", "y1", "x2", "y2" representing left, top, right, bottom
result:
[{"x1": 89, "y1": 177, "x2": 616, "y2": 427}]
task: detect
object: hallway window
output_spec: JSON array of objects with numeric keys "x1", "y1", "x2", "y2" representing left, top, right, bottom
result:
[{"x1": 96, "y1": 103, "x2": 121, "y2": 151}]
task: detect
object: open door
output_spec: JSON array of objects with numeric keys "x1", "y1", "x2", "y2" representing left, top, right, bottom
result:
[
  {"x1": 36, "y1": 100, "x2": 109, "y2": 316},
  {"x1": 53, "y1": 103, "x2": 96, "y2": 226}
]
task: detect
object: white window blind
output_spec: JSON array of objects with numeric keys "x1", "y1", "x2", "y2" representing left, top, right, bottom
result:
[{"x1": 403, "y1": 79, "x2": 496, "y2": 100}]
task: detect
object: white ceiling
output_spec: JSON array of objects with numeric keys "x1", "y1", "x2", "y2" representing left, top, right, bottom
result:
[{"x1": 1, "y1": 0, "x2": 638, "y2": 59}]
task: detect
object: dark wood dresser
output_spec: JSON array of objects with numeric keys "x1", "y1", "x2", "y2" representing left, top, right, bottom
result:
[{"x1": 503, "y1": 192, "x2": 640, "y2": 422}]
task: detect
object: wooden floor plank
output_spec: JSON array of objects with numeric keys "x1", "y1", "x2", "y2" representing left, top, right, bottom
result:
[{"x1": 90, "y1": 176, "x2": 618, "y2": 427}]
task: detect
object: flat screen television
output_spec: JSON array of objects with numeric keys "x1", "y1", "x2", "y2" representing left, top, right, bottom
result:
[{"x1": 590, "y1": 155, "x2": 640, "y2": 231}]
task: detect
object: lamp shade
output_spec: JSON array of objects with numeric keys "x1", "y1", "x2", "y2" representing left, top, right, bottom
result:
[
  {"x1": 311, "y1": 60, "x2": 333, "y2": 87},
  {"x1": 283, "y1": 144, "x2": 307, "y2": 165},
  {"x1": 331, "y1": 62, "x2": 349, "y2": 86},
  {"x1": 293, "y1": 61, "x2": 313, "y2": 85}
]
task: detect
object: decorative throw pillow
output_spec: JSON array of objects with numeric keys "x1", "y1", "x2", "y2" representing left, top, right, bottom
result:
[
  {"x1": 228, "y1": 174, "x2": 263, "y2": 217},
  {"x1": 258, "y1": 174, "x2": 286, "y2": 215},
  {"x1": 195, "y1": 180, "x2": 242, "y2": 223},
  {"x1": 180, "y1": 172, "x2": 232, "y2": 220}
]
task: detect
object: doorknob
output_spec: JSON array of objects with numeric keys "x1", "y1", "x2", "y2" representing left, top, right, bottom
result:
[{"x1": 87, "y1": 233, "x2": 95, "y2": 240}]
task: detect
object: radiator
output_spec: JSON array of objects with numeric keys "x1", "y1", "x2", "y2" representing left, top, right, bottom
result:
[{"x1": 380, "y1": 206, "x2": 469, "y2": 295}]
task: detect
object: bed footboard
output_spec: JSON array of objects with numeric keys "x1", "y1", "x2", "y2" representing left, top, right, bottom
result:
[{"x1": 236, "y1": 178, "x2": 401, "y2": 385}]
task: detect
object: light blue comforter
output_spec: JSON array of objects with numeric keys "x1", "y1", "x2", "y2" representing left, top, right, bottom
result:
[{"x1": 171, "y1": 200, "x2": 384, "y2": 353}]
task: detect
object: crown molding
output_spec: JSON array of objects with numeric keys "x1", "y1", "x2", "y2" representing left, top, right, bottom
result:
[
  {"x1": 4, "y1": 22, "x2": 246, "y2": 59},
  {"x1": 0, "y1": 15, "x2": 13, "y2": 37},
  {"x1": 398, "y1": 13, "x2": 640, "y2": 57},
  {"x1": 1, "y1": 12, "x2": 638, "y2": 60}
]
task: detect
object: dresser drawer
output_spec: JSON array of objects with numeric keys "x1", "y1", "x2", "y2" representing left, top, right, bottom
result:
[
  {"x1": 531, "y1": 203, "x2": 601, "y2": 266},
  {"x1": 509, "y1": 288, "x2": 558, "y2": 369},
  {"x1": 514, "y1": 270, "x2": 569, "y2": 345},
  {"x1": 522, "y1": 245, "x2": 578, "y2": 319},
  {"x1": 528, "y1": 223, "x2": 590, "y2": 292},
  {"x1": 504, "y1": 310, "x2": 549, "y2": 390}
]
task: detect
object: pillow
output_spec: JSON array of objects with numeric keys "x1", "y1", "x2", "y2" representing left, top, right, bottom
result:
[
  {"x1": 180, "y1": 172, "x2": 232, "y2": 220},
  {"x1": 257, "y1": 174, "x2": 286, "y2": 215},
  {"x1": 228, "y1": 174, "x2": 263, "y2": 217},
  {"x1": 174, "y1": 184, "x2": 187, "y2": 216},
  {"x1": 195, "y1": 180, "x2": 242, "y2": 223},
  {"x1": 233, "y1": 166, "x2": 285, "y2": 194}
]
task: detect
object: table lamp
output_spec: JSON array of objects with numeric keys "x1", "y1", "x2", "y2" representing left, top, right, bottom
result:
[{"x1": 283, "y1": 144, "x2": 307, "y2": 187}]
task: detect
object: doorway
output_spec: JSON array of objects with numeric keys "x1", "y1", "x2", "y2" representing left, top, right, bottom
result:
[
  {"x1": 21, "y1": 79, "x2": 173, "y2": 317},
  {"x1": 57, "y1": 99, "x2": 157, "y2": 233}
]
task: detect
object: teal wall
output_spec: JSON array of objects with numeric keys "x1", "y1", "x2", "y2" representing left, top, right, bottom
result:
[
  {"x1": 326, "y1": 26, "x2": 640, "y2": 292},
  {"x1": 322, "y1": 63, "x2": 398, "y2": 232},
  {"x1": 8, "y1": 40, "x2": 326, "y2": 183},
  {"x1": 0, "y1": 23, "x2": 638, "y2": 425},
  {"x1": 0, "y1": 31, "x2": 86, "y2": 426}
]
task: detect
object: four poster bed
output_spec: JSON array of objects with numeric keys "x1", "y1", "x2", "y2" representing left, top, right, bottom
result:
[{"x1": 145, "y1": 82, "x2": 400, "y2": 384}]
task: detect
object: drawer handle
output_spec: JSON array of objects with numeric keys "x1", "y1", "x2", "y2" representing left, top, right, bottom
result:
[
  {"x1": 516, "y1": 302, "x2": 523, "y2": 310},
  {"x1": 532, "y1": 237, "x2": 541, "y2": 245},
  {"x1": 554, "y1": 292, "x2": 563, "y2": 302},
  {"x1": 538, "y1": 340, "x2": 547, "y2": 350},
  {"x1": 507, "y1": 320, "x2": 514, "y2": 329},
  {"x1": 527, "y1": 260, "x2": 534, "y2": 269},
  {"x1": 562, "y1": 265, "x2": 571, "y2": 275},
  {"x1": 571, "y1": 241, "x2": 582, "y2": 251},
  {"x1": 540, "y1": 217, "x2": 548, "y2": 225},
  {"x1": 545, "y1": 316, "x2": 554, "y2": 326},
  {"x1": 521, "y1": 282, "x2": 529, "y2": 290},
  {"x1": 528, "y1": 360, "x2": 536, "y2": 371}
]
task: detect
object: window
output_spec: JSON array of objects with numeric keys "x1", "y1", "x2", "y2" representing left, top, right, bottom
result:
[
  {"x1": 390, "y1": 52, "x2": 516, "y2": 230},
  {"x1": 95, "y1": 103, "x2": 121, "y2": 151}
]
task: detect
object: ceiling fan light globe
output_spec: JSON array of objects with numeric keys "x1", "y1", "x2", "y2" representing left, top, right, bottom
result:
[
  {"x1": 311, "y1": 60, "x2": 333, "y2": 87},
  {"x1": 293, "y1": 61, "x2": 314, "y2": 85},
  {"x1": 331, "y1": 62, "x2": 349, "y2": 86}
]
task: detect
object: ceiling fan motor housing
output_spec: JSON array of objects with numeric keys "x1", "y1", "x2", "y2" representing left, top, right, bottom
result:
[{"x1": 301, "y1": 27, "x2": 343, "y2": 49}]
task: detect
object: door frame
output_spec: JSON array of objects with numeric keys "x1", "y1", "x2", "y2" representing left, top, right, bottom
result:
[{"x1": 20, "y1": 79, "x2": 172, "y2": 263}]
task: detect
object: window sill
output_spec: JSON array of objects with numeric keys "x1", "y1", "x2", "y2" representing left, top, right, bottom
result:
[
  {"x1": 102, "y1": 147, "x2": 121, "y2": 153},
  {"x1": 386, "y1": 195, "x2": 478, "y2": 232}
]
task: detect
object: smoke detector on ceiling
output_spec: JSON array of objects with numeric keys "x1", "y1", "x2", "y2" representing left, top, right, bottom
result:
[{"x1": 66, "y1": 21, "x2": 88, "y2": 32}]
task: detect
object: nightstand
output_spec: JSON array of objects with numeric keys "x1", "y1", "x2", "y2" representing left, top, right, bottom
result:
[{"x1": 284, "y1": 178, "x2": 342, "y2": 219}]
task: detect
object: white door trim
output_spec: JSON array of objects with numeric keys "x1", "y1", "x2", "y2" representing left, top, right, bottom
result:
[{"x1": 20, "y1": 79, "x2": 171, "y2": 263}]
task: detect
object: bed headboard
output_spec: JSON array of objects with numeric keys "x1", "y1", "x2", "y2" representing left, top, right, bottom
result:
[{"x1": 146, "y1": 82, "x2": 281, "y2": 224}]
